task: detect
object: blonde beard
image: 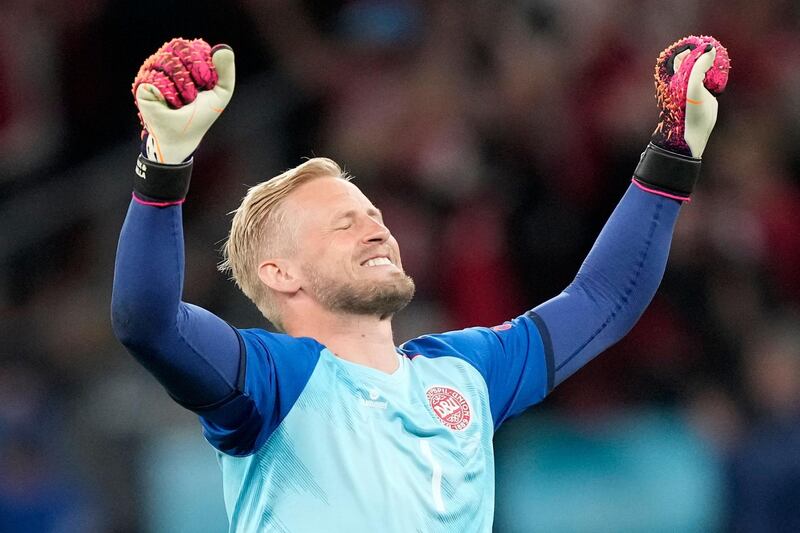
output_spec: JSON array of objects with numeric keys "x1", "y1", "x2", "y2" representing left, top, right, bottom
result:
[{"x1": 303, "y1": 264, "x2": 415, "y2": 318}]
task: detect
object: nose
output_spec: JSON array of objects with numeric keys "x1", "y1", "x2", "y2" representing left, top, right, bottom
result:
[{"x1": 362, "y1": 217, "x2": 391, "y2": 244}]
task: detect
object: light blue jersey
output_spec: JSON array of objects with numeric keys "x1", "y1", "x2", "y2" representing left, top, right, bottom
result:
[{"x1": 197, "y1": 313, "x2": 550, "y2": 532}]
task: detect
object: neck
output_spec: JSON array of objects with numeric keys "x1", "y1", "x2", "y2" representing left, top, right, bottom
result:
[{"x1": 284, "y1": 310, "x2": 399, "y2": 374}]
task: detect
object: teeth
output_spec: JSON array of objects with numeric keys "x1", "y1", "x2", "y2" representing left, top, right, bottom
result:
[{"x1": 364, "y1": 257, "x2": 392, "y2": 267}]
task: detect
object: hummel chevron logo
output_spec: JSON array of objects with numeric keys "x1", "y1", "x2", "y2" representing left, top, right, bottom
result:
[
  {"x1": 359, "y1": 387, "x2": 387, "y2": 410},
  {"x1": 135, "y1": 159, "x2": 147, "y2": 179}
]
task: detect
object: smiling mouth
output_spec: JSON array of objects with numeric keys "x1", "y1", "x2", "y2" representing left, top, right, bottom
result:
[{"x1": 361, "y1": 256, "x2": 393, "y2": 267}]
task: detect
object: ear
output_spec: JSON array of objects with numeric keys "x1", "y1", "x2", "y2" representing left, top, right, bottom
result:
[{"x1": 258, "y1": 258, "x2": 301, "y2": 295}]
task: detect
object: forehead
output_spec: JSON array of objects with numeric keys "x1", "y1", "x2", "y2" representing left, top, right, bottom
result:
[{"x1": 285, "y1": 177, "x2": 375, "y2": 220}]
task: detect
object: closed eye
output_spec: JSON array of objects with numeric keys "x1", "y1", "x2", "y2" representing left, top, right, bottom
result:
[{"x1": 368, "y1": 208, "x2": 384, "y2": 224}]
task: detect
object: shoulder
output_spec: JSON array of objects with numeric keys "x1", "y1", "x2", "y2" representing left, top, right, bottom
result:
[
  {"x1": 399, "y1": 315, "x2": 547, "y2": 381},
  {"x1": 237, "y1": 328, "x2": 325, "y2": 359},
  {"x1": 235, "y1": 328, "x2": 326, "y2": 384},
  {"x1": 400, "y1": 320, "x2": 533, "y2": 358},
  {"x1": 400, "y1": 327, "x2": 487, "y2": 355},
  {"x1": 398, "y1": 327, "x2": 500, "y2": 380}
]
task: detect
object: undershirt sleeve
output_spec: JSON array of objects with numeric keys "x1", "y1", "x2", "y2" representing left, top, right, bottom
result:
[{"x1": 111, "y1": 200, "x2": 242, "y2": 407}]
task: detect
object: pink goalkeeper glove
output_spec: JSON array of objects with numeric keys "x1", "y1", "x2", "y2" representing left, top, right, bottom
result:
[
  {"x1": 651, "y1": 35, "x2": 730, "y2": 158},
  {"x1": 132, "y1": 38, "x2": 235, "y2": 164},
  {"x1": 633, "y1": 35, "x2": 730, "y2": 201}
]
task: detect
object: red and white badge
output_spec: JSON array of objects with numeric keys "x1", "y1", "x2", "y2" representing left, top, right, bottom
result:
[{"x1": 426, "y1": 386, "x2": 472, "y2": 431}]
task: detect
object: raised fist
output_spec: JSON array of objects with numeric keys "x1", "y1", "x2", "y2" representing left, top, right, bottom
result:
[
  {"x1": 651, "y1": 35, "x2": 730, "y2": 158},
  {"x1": 132, "y1": 38, "x2": 235, "y2": 164}
]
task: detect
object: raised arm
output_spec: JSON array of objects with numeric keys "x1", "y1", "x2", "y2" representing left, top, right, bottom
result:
[
  {"x1": 110, "y1": 39, "x2": 242, "y2": 410},
  {"x1": 532, "y1": 182, "x2": 679, "y2": 387},
  {"x1": 405, "y1": 37, "x2": 730, "y2": 429},
  {"x1": 535, "y1": 36, "x2": 730, "y2": 387}
]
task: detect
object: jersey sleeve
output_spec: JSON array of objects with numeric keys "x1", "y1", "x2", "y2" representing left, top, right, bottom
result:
[
  {"x1": 197, "y1": 330, "x2": 323, "y2": 456},
  {"x1": 400, "y1": 313, "x2": 551, "y2": 430}
]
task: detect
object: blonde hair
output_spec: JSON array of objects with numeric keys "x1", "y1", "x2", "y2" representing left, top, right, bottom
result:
[{"x1": 219, "y1": 157, "x2": 349, "y2": 330}]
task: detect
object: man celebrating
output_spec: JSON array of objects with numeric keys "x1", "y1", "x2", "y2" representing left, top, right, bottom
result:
[{"x1": 112, "y1": 36, "x2": 729, "y2": 532}]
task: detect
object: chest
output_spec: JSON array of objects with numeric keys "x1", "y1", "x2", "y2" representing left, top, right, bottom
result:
[{"x1": 292, "y1": 354, "x2": 490, "y2": 444}]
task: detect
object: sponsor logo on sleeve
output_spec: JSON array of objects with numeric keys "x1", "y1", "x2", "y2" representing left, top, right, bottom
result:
[{"x1": 426, "y1": 386, "x2": 472, "y2": 431}]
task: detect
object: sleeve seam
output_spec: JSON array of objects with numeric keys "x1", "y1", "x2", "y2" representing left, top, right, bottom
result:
[
  {"x1": 525, "y1": 311, "x2": 554, "y2": 394},
  {"x1": 170, "y1": 324, "x2": 249, "y2": 412}
]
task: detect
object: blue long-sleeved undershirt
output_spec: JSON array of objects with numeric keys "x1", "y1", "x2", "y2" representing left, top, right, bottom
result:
[
  {"x1": 533, "y1": 184, "x2": 680, "y2": 387},
  {"x1": 111, "y1": 199, "x2": 241, "y2": 409},
  {"x1": 111, "y1": 183, "x2": 680, "y2": 416}
]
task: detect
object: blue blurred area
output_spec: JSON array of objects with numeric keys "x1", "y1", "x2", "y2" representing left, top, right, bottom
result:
[
  {"x1": 494, "y1": 410, "x2": 722, "y2": 532},
  {"x1": 140, "y1": 429, "x2": 228, "y2": 533}
]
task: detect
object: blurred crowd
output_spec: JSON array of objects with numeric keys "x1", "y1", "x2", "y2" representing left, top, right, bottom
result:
[{"x1": 3, "y1": 0, "x2": 800, "y2": 531}]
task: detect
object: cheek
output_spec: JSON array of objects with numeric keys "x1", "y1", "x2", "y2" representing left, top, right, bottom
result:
[
  {"x1": 319, "y1": 242, "x2": 355, "y2": 276},
  {"x1": 390, "y1": 238, "x2": 403, "y2": 265}
]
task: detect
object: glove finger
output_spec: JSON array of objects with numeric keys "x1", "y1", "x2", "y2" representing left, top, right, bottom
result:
[
  {"x1": 135, "y1": 82, "x2": 164, "y2": 103},
  {"x1": 210, "y1": 46, "x2": 235, "y2": 103},
  {"x1": 135, "y1": 74, "x2": 181, "y2": 109},
  {"x1": 135, "y1": 83, "x2": 176, "y2": 130},
  {"x1": 170, "y1": 38, "x2": 218, "y2": 91},
  {"x1": 134, "y1": 67, "x2": 185, "y2": 109},
  {"x1": 670, "y1": 48, "x2": 692, "y2": 78},
  {"x1": 686, "y1": 47, "x2": 716, "y2": 104},
  {"x1": 683, "y1": 48, "x2": 718, "y2": 157},
  {"x1": 152, "y1": 44, "x2": 198, "y2": 105}
]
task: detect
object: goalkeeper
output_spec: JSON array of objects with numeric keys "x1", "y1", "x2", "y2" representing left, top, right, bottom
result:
[{"x1": 111, "y1": 36, "x2": 729, "y2": 532}]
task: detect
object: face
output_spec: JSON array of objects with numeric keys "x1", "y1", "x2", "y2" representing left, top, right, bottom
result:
[{"x1": 285, "y1": 177, "x2": 415, "y2": 318}]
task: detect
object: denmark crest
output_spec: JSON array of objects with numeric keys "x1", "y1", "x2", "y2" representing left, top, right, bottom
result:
[{"x1": 426, "y1": 386, "x2": 472, "y2": 431}]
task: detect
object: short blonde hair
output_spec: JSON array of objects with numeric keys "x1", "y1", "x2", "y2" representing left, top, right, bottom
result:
[{"x1": 219, "y1": 157, "x2": 349, "y2": 330}]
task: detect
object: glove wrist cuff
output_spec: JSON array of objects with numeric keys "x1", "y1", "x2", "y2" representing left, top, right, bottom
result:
[
  {"x1": 633, "y1": 143, "x2": 701, "y2": 201},
  {"x1": 133, "y1": 154, "x2": 193, "y2": 204}
]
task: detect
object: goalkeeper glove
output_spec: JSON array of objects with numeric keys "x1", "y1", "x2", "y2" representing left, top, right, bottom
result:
[
  {"x1": 633, "y1": 35, "x2": 730, "y2": 201},
  {"x1": 131, "y1": 38, "x2": 235, "y2": 204}
]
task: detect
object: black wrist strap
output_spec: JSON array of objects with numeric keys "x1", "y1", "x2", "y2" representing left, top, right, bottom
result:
[
  {"x1": 133, "y1": 154, "x2": 193, "y2": 202},
  {"x1": 633, "y1": 143, "x2": 701, "y2": 198}
]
